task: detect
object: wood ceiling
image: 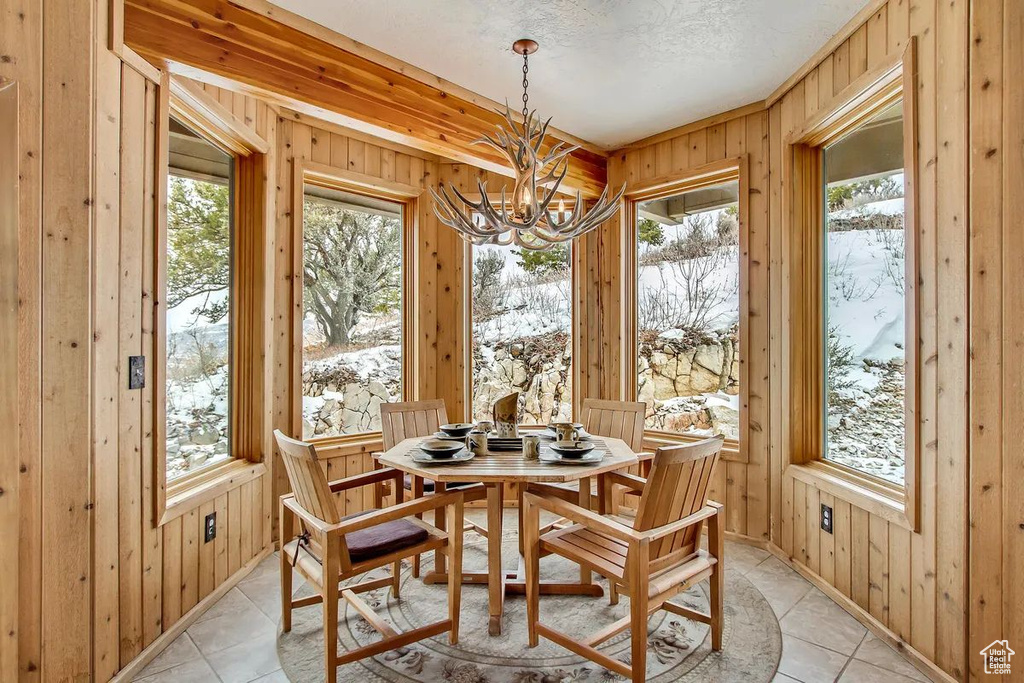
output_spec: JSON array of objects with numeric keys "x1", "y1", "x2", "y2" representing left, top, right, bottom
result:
[{"x1": 124, "y1": 0, "x2": 608, "y2": 196}]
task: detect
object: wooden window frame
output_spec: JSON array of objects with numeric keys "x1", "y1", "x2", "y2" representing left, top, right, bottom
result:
[
  {"x1": 783, "y1": 39, "x2": 920, "y2": 531},
  {"x1": 156, "y1": 77, "x2": 271, "y2": 525},
  {"x1": 291, "y1": 160, "x2": 418, "y2": 448},
  {"x1": 623, "y1": 156, "x2": 750, "y2": 463}
]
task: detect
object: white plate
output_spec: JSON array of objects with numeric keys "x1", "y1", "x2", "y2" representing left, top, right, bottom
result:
[
  {"x1": 539, "y1": 449, "x2": 604, "y2": 465},
  {"x1": 411, "y1": 449, "x2": 475, "y2": 465}
]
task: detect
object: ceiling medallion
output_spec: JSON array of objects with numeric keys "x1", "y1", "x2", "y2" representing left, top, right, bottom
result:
[{"x1": 430, "y1": 40, "x2": 625, "y2": 251}]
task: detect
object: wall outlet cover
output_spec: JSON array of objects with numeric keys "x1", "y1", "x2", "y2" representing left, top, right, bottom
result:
[
  {"x1": 204, "y1": 512, "x2": 217, "y2": 543},
  {"x1": 128, "y1": 355, "x2": 145, "y2": 390},
  {"x1": 820, "y1": 503, "x2": 833, "y2": 534}
]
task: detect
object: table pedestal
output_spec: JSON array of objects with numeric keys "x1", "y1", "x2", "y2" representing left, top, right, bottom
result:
[{"x1": 421, "y1": 478, "x2": 605, "y2": 636}]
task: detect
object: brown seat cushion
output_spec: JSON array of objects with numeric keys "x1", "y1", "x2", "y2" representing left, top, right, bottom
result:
[{"x1": 342, "y1": 510, "x2": 429, "y2": 562}]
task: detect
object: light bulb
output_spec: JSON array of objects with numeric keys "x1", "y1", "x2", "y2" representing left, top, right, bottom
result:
[
  {"x1": 521, "y1": 186, "x2": 532, "y2": 207},
  {"x1": 558, "y1": 198, "x2": 566, "y2": 220}
]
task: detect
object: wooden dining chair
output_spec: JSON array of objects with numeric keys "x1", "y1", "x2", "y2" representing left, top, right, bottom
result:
[
  {"x1": 536, "y1": 399, "x2": 649, "y2": 516},
  {"x1": 377, "y1": 400, "x2": 486, "y2": 577},
  {"x1": 275, "y1": 430, "x2": 477, "y2": 683},
  {"x1": 522, "y1": 436, "x2": 725, "y2": 683}
]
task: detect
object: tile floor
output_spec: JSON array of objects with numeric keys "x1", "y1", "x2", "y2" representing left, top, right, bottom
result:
[{"x1": 134, "y1": 513, "x2": 934, "y2": 683}]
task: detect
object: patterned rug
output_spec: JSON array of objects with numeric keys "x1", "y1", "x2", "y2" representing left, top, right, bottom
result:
[{"x1": 278, "y1": 531, "x2": 781, "y2": 682}]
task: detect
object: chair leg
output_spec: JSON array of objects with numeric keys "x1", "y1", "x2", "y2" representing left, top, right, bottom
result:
[
  {"x1": 629, "y1": 592, "x2": 648, "y2": 683},
  {"x1": 322, "y1": 543, "x2": 340, "y2": 683},
  {"x1": 523, "y1": 494, "x2": 541, "y2": 648},
  {"x1": 709, "y1": 502, "x2": 725, "y2": 651},
  {"x1": 391, "y1": 560, "x2": 401, "y2": 600},
  {"x1": 628, "y1": 541, "x2": 650, "y2": 683},
  {"x1": 446, "y1": 495, "x2": 465, "y2": 645},
  {"x1": 280, "y1": 541, "x2": 293, "y2": 632},
  {"x1": 609, "y1": 581, "x2": 619, "y2": 606},
  {"x1": 412, "y1": 477, "x2": 424, "y2": 577}
]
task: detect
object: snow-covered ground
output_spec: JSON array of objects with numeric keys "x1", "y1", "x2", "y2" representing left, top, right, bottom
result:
[{"x1": 825, "y1": 197, "x2": 907, "y2": 484}]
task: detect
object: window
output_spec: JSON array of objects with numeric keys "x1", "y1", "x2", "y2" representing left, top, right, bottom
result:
[
  {"x1": 165, "y1": 116, "x2": 235, "y2": 481},
  {"x1": 635, "y1": 181, "x2": 740, "y2": 440},
  {"x1": 823, "y1": 102, "x2": 906, "y2": 485},
  {"x1": 784, "y1": 42, "x2": 919, "y2": 528},
  {"x1": 300, "y1": 185, "x2": 404, "y2": 439},
  {"x1": 471, "y1": 241, "x2": 573, "y2": 424}
]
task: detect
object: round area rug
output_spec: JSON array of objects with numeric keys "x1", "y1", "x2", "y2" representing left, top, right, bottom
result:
[{"x1": 278, "y1": 532, "x2": 781, "y2": 682}]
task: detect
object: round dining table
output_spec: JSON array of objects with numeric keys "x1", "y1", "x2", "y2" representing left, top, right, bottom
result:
[{"x1": 377, "y1": 433, "x2": 639, "y2": 636}]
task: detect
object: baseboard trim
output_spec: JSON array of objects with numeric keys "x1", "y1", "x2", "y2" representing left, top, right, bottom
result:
[
  {"x1": 765, "y1": 544, "x2": 955, "y2": 683},
  {"x1": 110, "y1": 546, "x2": 274, "y2": 683}
]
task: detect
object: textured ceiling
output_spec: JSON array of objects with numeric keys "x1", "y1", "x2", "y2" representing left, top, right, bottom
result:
[{"x1": 272, "y1": 0, "x2": 866, "y2": 149}]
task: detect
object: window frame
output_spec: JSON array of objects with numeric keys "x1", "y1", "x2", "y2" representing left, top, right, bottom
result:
[
  {"x1": 156, "y1": 77, "x2": 270, "y2": 525},
  {"x1": 462, "y1": 195, "x2": 579, "y2": 427},
  {"x1": 783, "y1": 39, "x2": 920, "y2": 531},
  {"x1": 623, "y1": 156, "x2": 750, "y2": 463},
  {"x1": 291, "y1": 159, "x2": 418, "y2": 447}
]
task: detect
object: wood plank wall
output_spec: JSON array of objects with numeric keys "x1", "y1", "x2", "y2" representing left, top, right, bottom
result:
[
  {"x1": 599, "y1": 111, "x2": 771, "y2": 541},
  {"x1": 967, "y1": 1, "x2": 1023, "y2": 681},
  {"x1": 0, "y1": 1, "x2": 279, "y2": 675},
  {"x1": 92, "y1": 73, "x2": 278, "y2": 680},
  {"x1": 270, "y1": 111, "x2": 513, "y2": 528},
  {"x1": 768, "y1": 2, "x2": 971, "y2": 679}
]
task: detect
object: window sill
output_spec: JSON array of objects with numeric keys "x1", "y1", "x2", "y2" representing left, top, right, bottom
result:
[
  {"x1": 160, "y1": 459, "x2": 267, "y2": 526},
  {"x1": 643, "y1": 430, "x2": 744, "y2": 462},
  {"x1": 785, "y1": 461, "x2": 913, "y2": 530}
]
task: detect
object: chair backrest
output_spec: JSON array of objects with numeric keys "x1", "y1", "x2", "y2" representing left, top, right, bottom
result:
[
  {"x1": 579, "y1": 399, "x2": 646, "y2": 452},
  {"x1": 379, "y1": 399, "x2": 449, "y2": 450},
  {"x1": 274, "y1": 429, "x2": 341, "y2": 525},
  {"x1": 633, "y1": 436, "x2": 724, "y2": 563}
]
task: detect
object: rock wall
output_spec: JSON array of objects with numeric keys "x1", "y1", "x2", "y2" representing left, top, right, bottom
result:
[
  {"x1": 638, "y1": 328, "x2": 740, "y2": 438},
  {"x1": 472, "y1": 331, "x2": 572, "y2": 424},
  {"x1": 302, "y1": 366, "x2": 398, "y2": 437}
]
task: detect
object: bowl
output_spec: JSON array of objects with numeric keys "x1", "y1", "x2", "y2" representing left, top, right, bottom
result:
[
  {"x1": 549, "y1": 440, "x2": 596, "y2": 459},
  {"x1": 419, "y1": 438, "x2": 465, "y2": 459},
  {"x1": 439, "y1": 423, "x2": 474, "y2": 437},
  {"x1": 548, "y1": 421, "x2": 584, "y2": 431}
]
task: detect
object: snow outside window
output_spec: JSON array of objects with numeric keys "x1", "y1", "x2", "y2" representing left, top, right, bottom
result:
[
  {"x1": 300, "y1": 188, "x2": 403, "y2": 439},
  {"x1": 635, "y1": 182, "x2": 740, "y2": 440},
  {"x1": 822, "y1": 100, "x2": 906, "y2": 485},
  {"x1": 165, "y1": 117, "x2": 234, "y2": 481},
  {"x1": 471, "y1": 239, "x2": 573, "y2": 425}
]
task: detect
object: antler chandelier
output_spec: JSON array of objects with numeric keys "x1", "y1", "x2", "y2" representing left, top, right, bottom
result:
[{"x1": 430, "y1": 39, "x2": 625, "y2": 251}]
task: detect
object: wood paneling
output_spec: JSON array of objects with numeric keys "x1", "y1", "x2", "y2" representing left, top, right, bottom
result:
[
  {"x1": 2, "y1": 6, "x2": 278, "y2": 674},
  {"x1": 597, "y1": 108, "x2": 770, "y2": 541},
  {"x1": 769, "y1": 2, "x2": 972, "y2": 681},
  {"x1": 122, "y1": 0, "x2": 607, "y2": 197},
  {"x1": 968, "y1": 1, "x2": 1024, "y2": 681}
]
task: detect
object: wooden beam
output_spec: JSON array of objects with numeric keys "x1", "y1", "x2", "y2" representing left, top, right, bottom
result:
[{"x1": 123, "y1": 0, "x2": 608, "y2": 196}]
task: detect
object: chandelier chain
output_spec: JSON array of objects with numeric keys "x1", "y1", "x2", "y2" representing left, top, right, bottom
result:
[{"x1": 521, "y1": 52, "x2": 529, "y2": 119}]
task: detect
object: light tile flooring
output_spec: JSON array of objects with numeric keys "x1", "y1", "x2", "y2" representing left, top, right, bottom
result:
[{"x1": 135, "y1": 513, "x2": 934, "y2": 683}]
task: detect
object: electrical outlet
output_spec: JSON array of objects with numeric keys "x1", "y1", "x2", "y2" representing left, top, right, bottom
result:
[
  {"x1": 204, "y1": 512, "x2": 217, "y2": 543},
  {"x1": 820, "y1": 503, "x2": 833, "y2": 534},
  {"x1": 128, "y1": 355, "x2": 145, "y2": 390}
]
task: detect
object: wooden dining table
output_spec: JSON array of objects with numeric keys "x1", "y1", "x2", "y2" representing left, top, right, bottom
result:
[{"x1": 377, "y1": 434, "x2": 639, "y2": 636}]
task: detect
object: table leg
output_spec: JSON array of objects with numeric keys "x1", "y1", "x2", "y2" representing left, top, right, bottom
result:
[
  {"x1": 578, "y1": 476, "x2": 592, "y2": 586},
  {"x1": 596, "y1": 473, "x2": 609, "y2": 515},
  {"x1": 487, "y1": 482, "x2": 505, "y2": 636},
  {"x1": 434, "y1": 481, "x2": 447, "y2": 576}
]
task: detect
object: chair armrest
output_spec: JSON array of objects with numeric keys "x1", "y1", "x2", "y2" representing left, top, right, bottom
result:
[
  {"x1": 524, "y1": 486, "x2": 640, "y2": 544},
  {"x1": 527, "y1": 482, "x2": 580, "y2": 504},
  {"x1": 327, "y1": 467, "x2": 402, "y2": 493},
  {"x1": 636, "y1": 451, "x2": 655, "y2": 462},
  {"x1": 286, "y1": 484, "x2": 485, "y2": 537},
  {"x1": 638, "y1": 504, "x2": 719, "y2": 542},
  {"x1": 605, "y1": 470, "x2": 646, "y2": 493}
]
